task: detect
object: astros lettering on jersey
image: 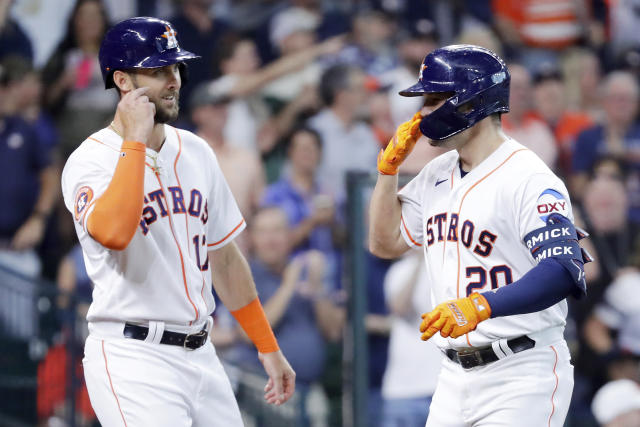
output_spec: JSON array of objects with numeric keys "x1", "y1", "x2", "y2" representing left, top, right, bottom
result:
[
  {"x1": 61, "y1": 125, "x2": 245, "y2": 327},
  {"x1": 398, "y1": 138, "x2": 571, "y2": 350}
]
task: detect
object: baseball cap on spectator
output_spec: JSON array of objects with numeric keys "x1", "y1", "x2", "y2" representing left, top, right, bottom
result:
[
  {"x1": 592, "y1": 379, "x2": 640, "y2": 424},
  {"x1": 189, "y1": 80, "x2": 232, "y2": 111},
  {"x1": 270, "y1": 7, "x2": 320, "y2": 49},
  {"x1": 533, "y1": 62, "x2": 563, "y2": 85}
]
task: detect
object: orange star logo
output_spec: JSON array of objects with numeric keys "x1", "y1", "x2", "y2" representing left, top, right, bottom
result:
[{"x1": 161, "y1": 25, "x2": 179, "y2": 49}]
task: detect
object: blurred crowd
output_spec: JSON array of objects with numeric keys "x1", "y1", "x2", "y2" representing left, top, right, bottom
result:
[{"x1": 2, "y1": 0, "x2": 640, "y2": 426}]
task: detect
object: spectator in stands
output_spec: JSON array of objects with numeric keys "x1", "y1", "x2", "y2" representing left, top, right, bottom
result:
[
  {"x1": 262, "y1": 127, "x2": 343, "y2": 287},
  {"x1": 0, "y1": 65, "x2": 58, "y2": 278},
  {"x1": 272, "y1": 0, "x2": 350, "y2": 42},
  {"x1": 563, "y1": 48, "x2": 603, "y2": 121},
  {"x1": 230, "y1": 206, "x2": 344, "y2": 425},
  {"x1": 42, "y1": 0, "x2": 116, "y2": 161},
  {"x1": 592, "y1": 379, "x2": 640, "y2": 427},
  {"x1": 579, "y1": 157, "x2": 640, "y2": 299},
  {"x1": 2, "y1": 56, "x2": 57, "y2": 152},
  {"x1": 167, "y1": 0, "x2": 232, "y2": 115},
  {"x1": 571, "y1": 71, "x2": 640, "y2": 221},
  {"x1": 210, "y1": 32, "x2": 342, "y2": 153},
  {"x1": 0, "y1": 0, "x2": 32, "y2": 63},
  {"x1": 262, "y1": 6, "x2": 322, "y2": 109},
  {"x1": 381, "y1": 250, "x2": 441, "y2": 427},
  {"x1": 583, "y1": 259, "x2": 640, "y2": 384},
  {"x1": 502, "y1": 63, "x2": 558, "y2": 168},
  {"x1": 492, "y1": 0, "x2": 591, "y2": 69},
  {"x1": 0, "y1": 62, "x2": 58, "y2": 340},
  {"x1": 308, "y1": 64, "x2": 379, "y2": 199},
  {"x1": 532, "y1": 62, "x2": 594, "y2": 177},
  {"x1": 2, "y1": 55, "x2": 61, "y2": 277},
  {"x1": 605, "y1": 0, "x2": 640, "y2": 62},
  {"x1": 330, "y1": 9, "x2": 399, "y2": 78},
  {"x1": 190, "y1": 81, "x2": 265, "y2": 227},
  {"x1": 566, "y1": 159, "x2": 633, "y2": 416},
  {"x1": 454, "y1": 23, "x2": 504, "y2": 57}
]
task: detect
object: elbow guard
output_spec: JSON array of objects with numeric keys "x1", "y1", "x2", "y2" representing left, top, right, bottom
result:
[{"x1": 523, "y1": 213, "x2": 593, "y2": 296}]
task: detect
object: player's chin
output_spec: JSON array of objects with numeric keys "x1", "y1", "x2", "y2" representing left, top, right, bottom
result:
[{"x1": 155, "y1": 104, "x2": 179, "y2": 124}]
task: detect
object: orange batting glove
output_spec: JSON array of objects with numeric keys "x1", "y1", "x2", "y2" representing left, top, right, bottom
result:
[
  {"x1": 420, "y1": 293, "x2": 492, "y2": 340},
  {"x1": 377, "y1": 112, "x2": 423, "y2": 175}
]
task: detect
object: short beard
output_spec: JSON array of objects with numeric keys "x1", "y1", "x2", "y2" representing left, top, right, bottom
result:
[{"x1": 153, "y1": 93, "x2": 180, "y2": 124}]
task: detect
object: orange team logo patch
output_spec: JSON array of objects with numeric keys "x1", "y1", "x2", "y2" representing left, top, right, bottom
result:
[
  {"x1": 74, "y1": 186, "x2": 94, "y2": 222},
  {"x1": 161, "y1": 26, "x2": 179, "y2": 49}
]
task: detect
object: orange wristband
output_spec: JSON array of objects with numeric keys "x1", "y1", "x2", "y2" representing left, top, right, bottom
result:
[{"x1": 231, "y1": 297, "x2": 279, "y2": 353}]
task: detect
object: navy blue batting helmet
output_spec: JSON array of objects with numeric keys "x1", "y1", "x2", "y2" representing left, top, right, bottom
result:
[
  {"x1": 99, "y1": 17, "x2": 200, "y2": 89},
  {"x1": 399, "y1": 44, "x2": 510, "y2": 140}
]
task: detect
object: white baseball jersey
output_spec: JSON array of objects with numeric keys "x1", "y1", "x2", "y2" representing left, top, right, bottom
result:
[
  {"x1": 399, "y1": 138, "x2": 573, "y2": 350},
  {"x1": 61, "y1": 125, "x2": 245, "y2": 327}
]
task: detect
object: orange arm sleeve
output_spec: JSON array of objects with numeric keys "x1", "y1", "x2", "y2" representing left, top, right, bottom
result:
[
  {"x1": 231, "y1": 297, "x2": 280, "y2": 354},
  {"x1": 87, "y1": 141, "x2": 146, "y2": 250}
]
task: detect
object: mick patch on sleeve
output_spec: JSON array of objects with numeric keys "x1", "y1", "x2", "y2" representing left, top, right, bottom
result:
[
  {"x1": 536, "y1": 189, "x2": 569, "y2": 222},
  {"x1": 74, "y1": 186, "x2": 94, "y2": 223}
]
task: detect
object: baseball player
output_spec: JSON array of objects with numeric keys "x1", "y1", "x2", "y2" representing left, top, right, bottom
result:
[
  {"x1": 61, "y1": 17, "x2": 295, "y2": 426},
  {"x1": 369, "y1": 45, "x2": 591, "y2": 426}
]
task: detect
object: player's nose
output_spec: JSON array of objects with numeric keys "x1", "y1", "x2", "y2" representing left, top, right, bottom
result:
[{"x1": 167, "y1": 68, "x2": 180, "y2": 90}]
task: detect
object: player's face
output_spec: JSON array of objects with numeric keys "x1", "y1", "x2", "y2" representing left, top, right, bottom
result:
[{"x1": 130, "y1": 64, "x2": 181, "y2": 124}]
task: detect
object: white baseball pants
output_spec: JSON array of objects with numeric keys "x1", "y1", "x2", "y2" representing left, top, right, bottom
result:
[
  {"x1": 82, "y1": 321, "x2": 242, "y2": 427},
  {"x1": 426, "y1": 339, "x2": 573, "y2": 427}
]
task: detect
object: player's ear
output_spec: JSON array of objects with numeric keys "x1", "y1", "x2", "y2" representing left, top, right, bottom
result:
[{"x1": 113, "y1": 70, "x2": 134, "y2": 93}]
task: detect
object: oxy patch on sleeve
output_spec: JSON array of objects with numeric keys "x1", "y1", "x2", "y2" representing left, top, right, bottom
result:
[
  {"x1": 74, "y1": 186, "x2": 94, "y2": 222},
  {"x1": 536, "y1": 189, "x2": 569, "y2": 222}
]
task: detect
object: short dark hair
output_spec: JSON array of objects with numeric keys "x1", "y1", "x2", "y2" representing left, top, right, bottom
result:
[
  {"x1": 285, "y1": 126, "x2": 323, "y2": 154},
  {"x1": 212, "y1": 32, "x2": 253, "y2": 77},
  {"x1": 319, "y1": 64, "x2": 361, "y2": 106},
  {"x1": 1, "y1": 55, "x2": 33, "y2": 84}
]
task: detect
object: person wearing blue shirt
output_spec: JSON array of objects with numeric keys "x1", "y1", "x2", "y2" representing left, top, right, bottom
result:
[
  {"x1": 261, "y1": 127, "x2": 344, "y2": 289},
  {"x1": 0, "y1": 68, "x2": 58, "y2": 339},
  {"x1": 230, "y1": 206, "x2": 344, "y2": 426},
  {"x1": 571, "y1": 71, "x2": 640, "y2": 221}
]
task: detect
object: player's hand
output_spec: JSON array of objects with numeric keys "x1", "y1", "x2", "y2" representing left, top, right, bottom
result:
[
  {"x1": 118, "y1": 87, "x2": 155, "y2": 143},
  {"x1": 259, "y1": 350, "x2": 296, "y2": 405},
  {"x1": 419, "y1": 293, "x2": 492, "y2": 340},
  {"x1": 377, "y1": 112, "x2": 423, "y2": 175},
  {"x1": 11, "y1": 214, "x2": 46, "y2": 250}
]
